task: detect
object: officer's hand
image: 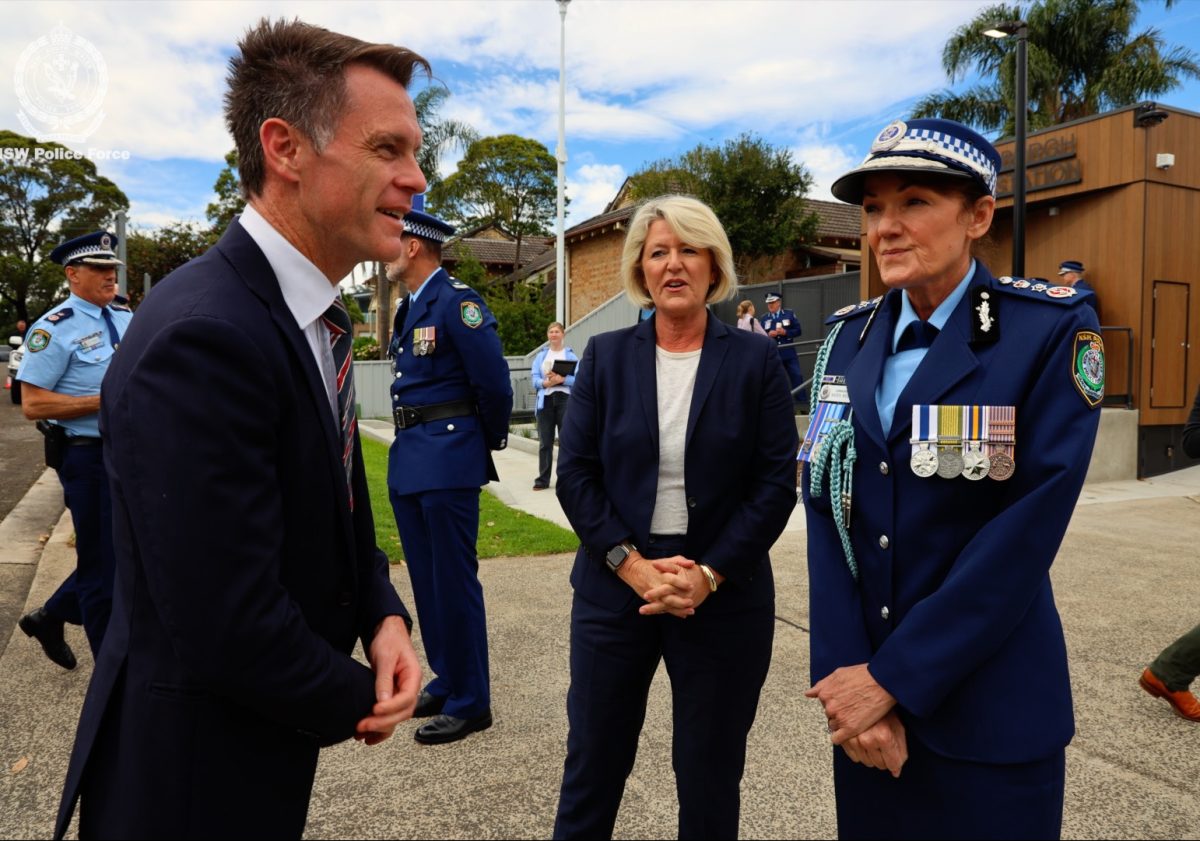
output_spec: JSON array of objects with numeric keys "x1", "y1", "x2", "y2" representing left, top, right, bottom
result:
[
  {"x1": 840, "y1": 711, "x2": 907, "y2": 778},
  {"x1": 640, "y1": 559, "x2": 713, "y2": 616},
  {"x1": 355, "y1": 615, "x2": 421, "y2": 745},
  {"x1": 804, "y1": 662, "x2": 896, "y2": 744}
]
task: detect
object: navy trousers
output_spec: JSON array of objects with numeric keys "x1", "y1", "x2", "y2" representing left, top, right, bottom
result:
[
  {"x1": 44, "y1": 443, "x2": 114, "y2": 655},
  {"x1": 833, "y1": 732, "x2": 1065, "y2": 840},
  {"x1": 553, "y1": 535, "x2": 774, "y2": 840},
  {"x1": 390, "y1": 487, "x2": 490, "y2": 719}
]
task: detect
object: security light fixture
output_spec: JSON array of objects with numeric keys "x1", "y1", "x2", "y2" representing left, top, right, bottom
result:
[{"x1": 1134, "y1": 102, "x2": 1169, "y2": 128}]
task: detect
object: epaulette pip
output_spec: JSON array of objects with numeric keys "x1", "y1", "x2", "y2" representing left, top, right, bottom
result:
[
  {"x1": 825, "y1": 296, "x2": 882, "y2": 325},
  {"x1": 993, "y1": 277, "x2": 1092, "y2": 306},
  {"x1": 44, "y1": 307, "x2": 74, "y2": 324}
]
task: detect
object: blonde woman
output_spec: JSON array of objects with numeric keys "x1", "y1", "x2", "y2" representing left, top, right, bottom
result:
[{"x1": 736, "y1": 299, "x2": 768, "y2": 335}]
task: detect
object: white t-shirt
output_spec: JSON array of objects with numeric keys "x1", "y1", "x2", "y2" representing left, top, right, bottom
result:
[
  {"x1": 541, "y1": 347, "x2": 570, "y2": 396},
  {"x1": 650, "y1": 346, "x2": 701, "y2": 535}
]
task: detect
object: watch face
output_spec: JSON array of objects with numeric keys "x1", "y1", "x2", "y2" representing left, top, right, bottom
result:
[{"x1": 605, "y1": 543, "x2": 630, "y2": 570}]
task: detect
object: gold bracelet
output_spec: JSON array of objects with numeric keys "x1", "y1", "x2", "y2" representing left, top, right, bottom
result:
[{"x1": 699, "y1": 564, "x2": 718, "y2": 593}]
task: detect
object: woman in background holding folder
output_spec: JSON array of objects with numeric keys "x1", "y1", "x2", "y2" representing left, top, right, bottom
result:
[{"x1": 531, "y1": 322, "x2": 577, "y2": 490}]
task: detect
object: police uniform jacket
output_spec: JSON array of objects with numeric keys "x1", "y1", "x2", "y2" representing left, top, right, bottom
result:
[
  {"x1": 386, "y1": 268, "x2": 512, "y2": 496},
  {"x1": 557, "y1": 313, "x2": 799, "y2": 615},
  {"x1": 55, "y1": 220, "x2": 410, "y2": 840},
  {"x1": 759, "y1": 306, "x2": 802, "y2": 360},
  {"x1": 16, "y1": 293, "x2": 132, "y2": 437},
  {"x1": 802, "y1": 262, "x2": 1101, "y2": 765}
]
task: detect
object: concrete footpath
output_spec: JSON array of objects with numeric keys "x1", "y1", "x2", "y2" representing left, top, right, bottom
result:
[{"x1": 2, "y1": 431, "x2": 1200, "y2": 839}]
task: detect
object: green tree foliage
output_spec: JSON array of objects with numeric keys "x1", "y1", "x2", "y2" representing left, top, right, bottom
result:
[
  {"x1": 913, "y1": 0, "x2": 1200, "y2": 135},
  {"x1": 206, "y1": 149, "x2": 243, "y2": 241},
  {"x1": 414, "y1": 87, "x2": 479, "y2": 194},
  {"x1": 628, "y1": 133, "x2": 817, "y2": 276},
  {"x1": 0, "y1": 130, "x2": 129, "y2": 327},
  {"x1": 124, "y1": 222, "x2": 213, "y2": 306},
  {"x1": 429, "y1": 135, "x2": 560, "y2": 270},
  {"x1": 341, "y1": 291, "x2": 365, "y2": 324}
]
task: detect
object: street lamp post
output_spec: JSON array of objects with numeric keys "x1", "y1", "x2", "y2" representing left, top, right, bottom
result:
[
  {"x1": 984, "y1": 20, "x2": 1028, "y2": 277},
  {"x1": 555, "y1": 0, "x2": 570, "y2": 325}
]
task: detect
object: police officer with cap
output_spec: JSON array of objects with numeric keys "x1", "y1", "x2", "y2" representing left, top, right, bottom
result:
[
  {"x1": 16, "y1": 231, "x2": 132, "y2": 669},
  {"x1": 385, "y1": 198, "x2": 512, "y2": 745},
  {"x1": 759, "y1": 291, "x2": 806, "y2": 403},
  {"x1": 1058, "y1": 260, "x2": 1099, "y2": 314}
]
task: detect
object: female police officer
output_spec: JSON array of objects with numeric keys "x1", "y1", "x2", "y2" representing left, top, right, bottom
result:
[{"x1": 800, "y1": 118, "x2": 1102, "y2": 840}]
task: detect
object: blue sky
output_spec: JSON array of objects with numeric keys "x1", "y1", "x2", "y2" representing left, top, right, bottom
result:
[{"x1": 6, "y1": 0, "x2": 1200, "y2": 239}]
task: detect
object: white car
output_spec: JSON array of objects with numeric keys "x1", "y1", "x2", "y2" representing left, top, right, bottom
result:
[{"x1": 7, "y1": 336, "x2": 23, "y2": 404}]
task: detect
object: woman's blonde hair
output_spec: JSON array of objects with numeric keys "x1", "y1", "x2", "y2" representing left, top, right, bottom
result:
[
  {"x1": 619, "y1": 195, "x2": 738, "y2": 309},
  {"x1": 736, "y1": 299, "x2": 755, "y2": 318}
]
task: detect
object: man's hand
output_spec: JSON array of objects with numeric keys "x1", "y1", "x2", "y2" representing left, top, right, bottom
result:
[
  {"x1": 355, "y1": 615, "x2": 421, "y2": 745},
  {"x1": 840, "y1": 710, "x2": 908, "y2": 778},
  {"x1": 804, "y1": 663, "x2": 896, "y2": 744}
]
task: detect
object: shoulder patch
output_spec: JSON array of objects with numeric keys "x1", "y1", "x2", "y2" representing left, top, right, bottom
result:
[
  {"x1": 825, "y1": 297, "x2": 881, "y2": 325},
  {"x1": 460, "y1": 300, "x2": 483, "y2": 328},
  {"x1": 28, "y1": 328, "x2": 51, "y2": 352},
  {"x1": 44, "y1": 307, "x2": 74, "y2": 324},
  {"x1": 994, "y1": 277, "x2": 1089, "y2": 306},
  {"x1": 1072, "y1": 330, "x2": 1105, "y2": 408}
]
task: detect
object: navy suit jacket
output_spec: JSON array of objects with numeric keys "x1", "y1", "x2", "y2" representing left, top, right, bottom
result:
[
  {"x1": 55, "y1": 220, "x2": 409, "y2": 839},
  {"x1": 803, "y1": 263, "x2": 1101, "y2": 764},
  {"x1": 556, "y1": 313, "x2": 799, "y2": 614}
]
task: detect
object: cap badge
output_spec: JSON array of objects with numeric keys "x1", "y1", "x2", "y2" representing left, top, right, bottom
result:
[
  {"x1": 871, "y1": 120, "x2": 907, "y2": 153},
  {"x1": 100, "y1": 233, "x2": 112, "y2": 249}
]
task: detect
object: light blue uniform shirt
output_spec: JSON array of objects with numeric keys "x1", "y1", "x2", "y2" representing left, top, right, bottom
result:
[
  {"x1": 875, "y1": 260, "x2": 976, "y2": 435},
  {"x1": 16, "y1": 293, "x2": 132, "y2": 438}
]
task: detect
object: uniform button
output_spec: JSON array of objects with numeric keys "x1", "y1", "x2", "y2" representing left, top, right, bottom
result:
[
  {"x1": 881, "y1": 606, "x2": 890, "y2": 620},
  {"x1": 879, "y1": 462, "x2": 889, "y2": 475},
  {"x1": 447, "y1": 423, "x2": 455, "y2": 431},
  {"x1": 878, "y1": 535, "x2": 889, "y2": 549},
  {"x1": 498, "y1": 438, "x2": 507, "y2": 449},
  {"x1": 397, "y1": 348, "x2": 404, "y2": 354},
  {"x1": 394, "y1": 371, "x2": 402, "y2": 379},
  {"x1": 687, "y1": 497, "x2": 697, "y2": 509},
  {"x1": 337, "y1": 591, "x2": 352, "y2": 607}
]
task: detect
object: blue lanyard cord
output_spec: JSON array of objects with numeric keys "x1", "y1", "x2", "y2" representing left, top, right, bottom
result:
[{"x1": 806, "y1": 321, "x2": 859, "y2": 581}]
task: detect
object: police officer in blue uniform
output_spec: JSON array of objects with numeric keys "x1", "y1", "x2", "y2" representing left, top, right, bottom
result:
[
  {"x1": 759, "y1": 291, "x2": 806, "y2": 403},
  {"x1": 800, "y1": 119, "x2": 1102, "y2": 840},
  {"x1": 16, "y1": 231, "x2": 132, "y2": 669},
  {"x1": 1058, "y1": 259, "x2": 1099, "y2": 314},
  {"x1": 386, "y1": 203, "x2": 513, "y2": 745}
]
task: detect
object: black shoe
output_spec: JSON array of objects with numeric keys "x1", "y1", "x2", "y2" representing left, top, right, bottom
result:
[
  {"x1": 18, "y1": 608, "x2": 77, "y2": 670},
  {"x1": 414, "y1": 711, "x2": 493, "y2": 745},
  {"x1": 414, "y1": 689, "x2": 447, "y2": 718},
  {"x1": 532, "y1": 483, "x2": 548, "y2": 491}
]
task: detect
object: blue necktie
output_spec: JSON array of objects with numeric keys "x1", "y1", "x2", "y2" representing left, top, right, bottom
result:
[
  {"x1": 896, "y1": 320, "x2": 939, "y2": 353},
  {"x1": 321, "y1": 299, "x2": 357, "y2": 510},
  {"x1": 101, "y1": 308, "x2": 121, "y2": 349}
]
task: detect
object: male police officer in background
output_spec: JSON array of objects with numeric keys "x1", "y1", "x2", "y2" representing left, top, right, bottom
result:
[
  {"x1": 386, "y1": 202, "x2": 513, "y2": 745},
  {"x1": 16, "y1": 231, "x2": 131, "y2": 669},
  {"x1": 1058, "y1": 259, "x2": 1099, "y2": 315},
  {"x1": 760, "y1": 291, "x2": 806, "y2": 404}
]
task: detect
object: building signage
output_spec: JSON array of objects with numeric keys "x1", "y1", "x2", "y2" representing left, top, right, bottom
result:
[{"x1": 996, "y1": 132, "x2": 1082, "y2": 198}]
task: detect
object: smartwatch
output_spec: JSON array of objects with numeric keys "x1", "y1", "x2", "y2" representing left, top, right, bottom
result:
[{"x1": 605, "y1": 541, "x2": 637, "y2": 572}]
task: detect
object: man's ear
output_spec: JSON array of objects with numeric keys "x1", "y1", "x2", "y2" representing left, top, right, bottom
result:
[{"x1": 260, "y1": 118, "x2": 304, "y2": 185}]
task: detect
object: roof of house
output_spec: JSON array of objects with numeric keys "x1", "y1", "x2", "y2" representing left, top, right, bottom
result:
[
  {"x1": 802, "y1": 198, "x2": 862, "y2": 241},
  {"x1": 445, "y1": 236, "x2": 554, "y2": 267}
]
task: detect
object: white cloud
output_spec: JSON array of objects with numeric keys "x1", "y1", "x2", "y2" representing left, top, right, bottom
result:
[{"x1": 566, "y1": 162, "x2": 626, "y2": 222}]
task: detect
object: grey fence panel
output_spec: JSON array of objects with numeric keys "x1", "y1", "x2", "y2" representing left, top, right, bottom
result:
[{"x1": 353, "y1": 360, "x2": 396, "y2": 420}]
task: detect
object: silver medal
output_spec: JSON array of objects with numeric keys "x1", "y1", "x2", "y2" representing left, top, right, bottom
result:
[
  {"x1": 936, "y1": 449, "x2": 964, "y2": 479},
  {"x1": 962, "y1": 445, "x2": 991, "y2": 481},
  {"x1": 911, "y1": 447, "x2": 939, "y2": 478}
]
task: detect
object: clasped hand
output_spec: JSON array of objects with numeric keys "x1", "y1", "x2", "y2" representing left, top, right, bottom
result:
[
  {"x1": 354, "y1": 615, "x2": 422, "y2": 745},
  {"x1": 805, "y1": 663, "x2": 907, "y2": 777},
  {"x1": 618, "y1": 554, "x2": 710, "y2": 618}
]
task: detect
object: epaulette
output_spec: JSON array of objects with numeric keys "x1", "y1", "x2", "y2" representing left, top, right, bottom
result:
[
  {"x1": 993, "y1": 276, "x2": 1092, "y2": 306},
  {"x1": 825, "y1": 296, "x2": 882, "y2": 325},
  {"x1": 446, "y1": 275, "x2": 471, "y2": 292},
  {"x1": 43, "y1": 307, "x2": 74, "y2": 324},
  {"x1": 110, "y1": 303, "x2": 132, "y2": 313}
]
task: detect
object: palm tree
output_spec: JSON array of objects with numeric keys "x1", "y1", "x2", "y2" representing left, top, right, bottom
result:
[
  {"x1": 414, "y1": 87, "x2": 479, "y2": 194},
  {"x1": 913, "y1": 0, "x2": 1200, "y2": 135}
]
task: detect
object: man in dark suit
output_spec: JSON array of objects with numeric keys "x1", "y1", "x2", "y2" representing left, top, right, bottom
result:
[
  {"x1": 385, "y1": 202, "x2": 513, "y2": 745},
  {"x1": 55, "y1": 20, "x2": 429, "y2": 840}
]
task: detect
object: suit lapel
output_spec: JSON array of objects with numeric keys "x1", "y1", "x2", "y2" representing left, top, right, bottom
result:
[
  {"x1": 844, "y1": 295, "x2": 896, "y2": 452},
  {"x1": 633, "y1": 316, "x2": 659, "y2": 453},
  {"x1": 216, "y1": 220, "x2": 356, "y2": 545},
  {"x1": 685, "y1": 314, "x2": 730, "y2": 449}
]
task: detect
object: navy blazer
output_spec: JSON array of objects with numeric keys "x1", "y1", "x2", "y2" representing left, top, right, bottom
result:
[
  {"x1": 556, "y1": 312, "x2": 799, "y2": 614},
  {"x1": 803, "y1": 263, "x2": 1101, "y2": 765},
  {"x1": 55, "y1": 220, "x2": 409, "y2": 839}
]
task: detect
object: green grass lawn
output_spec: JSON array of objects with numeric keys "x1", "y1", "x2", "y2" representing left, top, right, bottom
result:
[{"x1": 360, "y1": 436, "x2": 579, "y2": 561}]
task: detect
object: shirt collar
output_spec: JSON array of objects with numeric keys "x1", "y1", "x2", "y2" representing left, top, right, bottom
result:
[
  {"x1": 66, "y1": 292, "x2": 103, "y2": 318},
  {"x1": 239, "y1": 203, "x2": 338, "y2": 330},
  {"x1": 408, "y1": 269, "x2": 439, "y2": 304},
  {"x1": 891, "y1": 259, "x2": 977, "y2": 353}
]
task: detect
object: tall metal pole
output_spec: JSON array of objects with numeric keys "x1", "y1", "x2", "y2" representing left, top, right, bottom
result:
[
  {"x1": 115, "y1": 210, "x2": 128, "y2": 297},
  {"x1": 1013, "y1": 25, "x2": 1028, "y2": 278},
  {"x1": 555, "y1": 0, "x2": 570, "y2": 325}
]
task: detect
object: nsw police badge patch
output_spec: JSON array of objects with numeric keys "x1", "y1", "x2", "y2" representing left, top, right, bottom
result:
[
  {"x1": 28, "y1": 328, "x2": 51, "y2": 352},
  {"x1": 460, "y1": 301, "x2": 483, "y2": 328},
  {"x1": 1072, "y1": 330, "x2": 1105, "y2": 408}
]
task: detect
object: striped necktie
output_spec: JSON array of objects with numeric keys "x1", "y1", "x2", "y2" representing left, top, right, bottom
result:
[{"x1": 321, "y1": 298, "x2": 356, "y2": 510}]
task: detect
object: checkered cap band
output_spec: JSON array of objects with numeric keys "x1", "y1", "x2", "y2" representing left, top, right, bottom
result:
[
  {"x1": 62, "y1": 245, "x2": 121, "y2": 265},
  {"x1": 863, "y1": 127, "x2": 997, "y2": 194},
  {"x1": 404, "y1": 220, "x2": 449, "y2": 243}
]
